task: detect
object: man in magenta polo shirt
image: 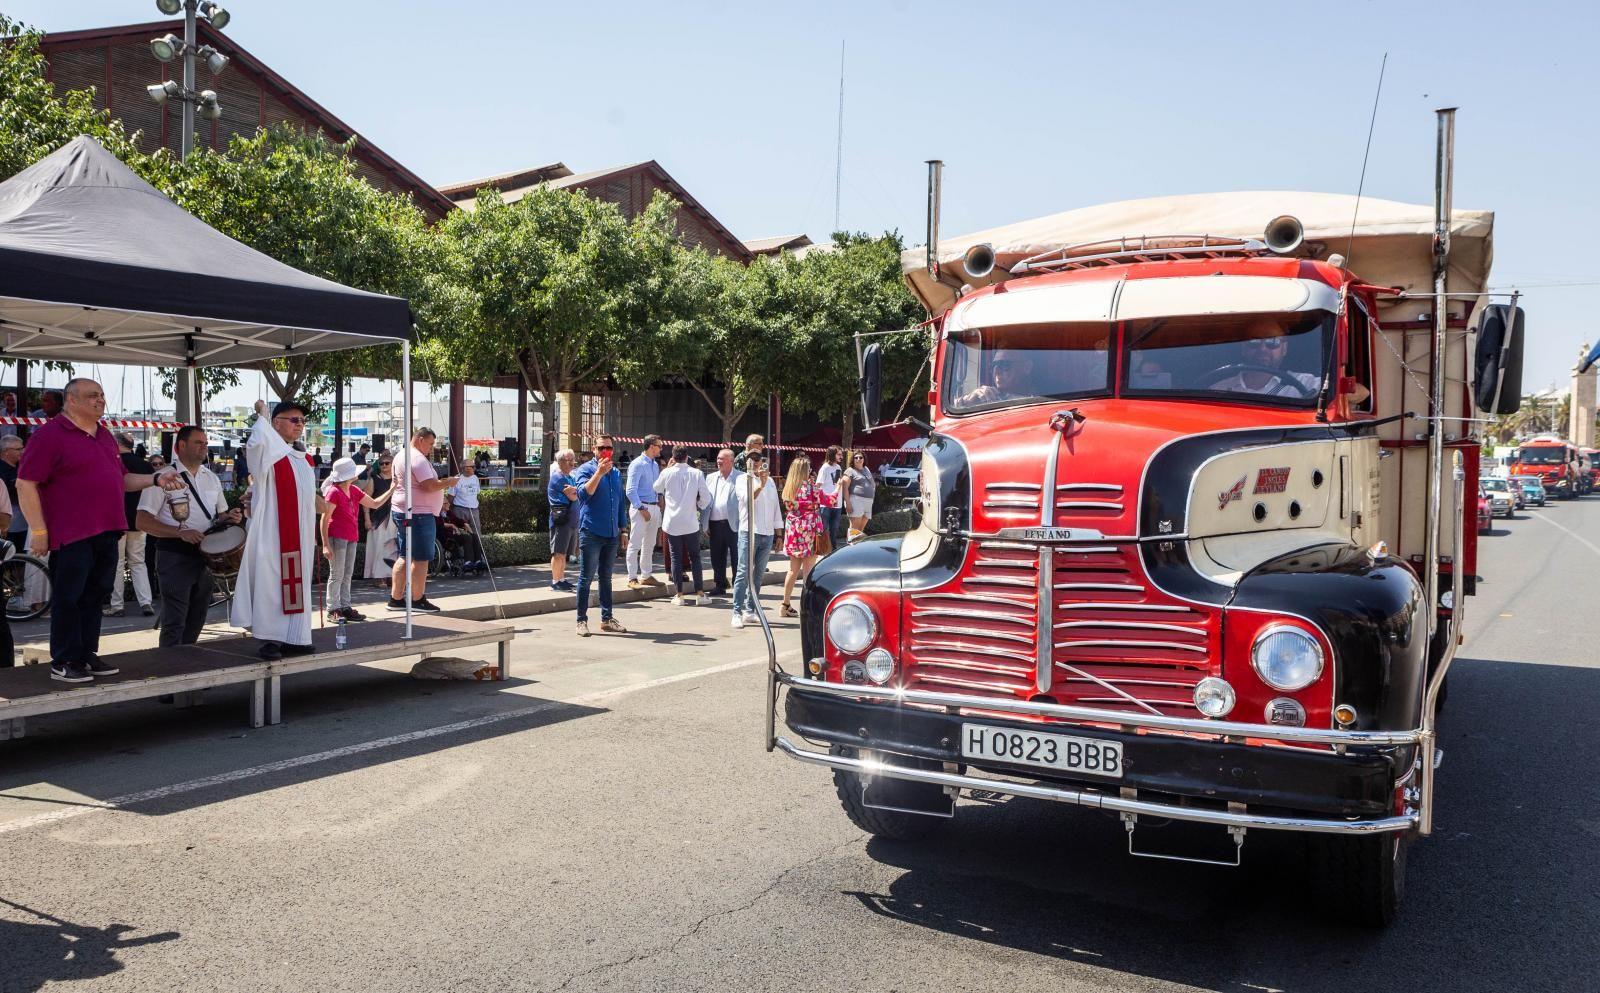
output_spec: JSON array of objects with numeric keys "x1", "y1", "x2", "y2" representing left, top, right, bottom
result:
[{"x1": 15, "y1": 378, "x2": 184, "y2": 684}]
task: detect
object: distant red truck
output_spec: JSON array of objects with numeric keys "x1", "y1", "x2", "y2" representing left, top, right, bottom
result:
[{"x1": 1509, "y1": 437, "x2": 1580, "y2": 499}]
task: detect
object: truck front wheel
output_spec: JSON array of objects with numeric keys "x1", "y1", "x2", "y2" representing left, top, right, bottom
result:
[
  {"x1": 830, "y1": 745, "x2": 949, "y2": 841},
  {"x1": 1306, "y1": 832, "x2": 1408, "y2": 927}
]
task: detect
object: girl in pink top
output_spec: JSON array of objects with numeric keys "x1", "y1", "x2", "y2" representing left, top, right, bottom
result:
[{"x1": 321, "y1": 458, "x2": 393, "y2": 620}]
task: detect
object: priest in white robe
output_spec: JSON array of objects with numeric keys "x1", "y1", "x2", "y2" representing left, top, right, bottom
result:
[{"x1": 232, "y1": 399, "x2": 326, "y2": 659}]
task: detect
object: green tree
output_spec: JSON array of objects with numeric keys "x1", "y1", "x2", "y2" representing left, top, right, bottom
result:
[
  {"x1": 165, "y1": 125, "x2": 457, "y2": 405},
  {"x1": 0, "y1": 15, "x2": 161, "y2": 182},
  {"x1": 438, "y1": 185, "x2": 684, "y2": 466},
  {"x1": 780, "y1": 232, "x2": 926, "y2": 448}
]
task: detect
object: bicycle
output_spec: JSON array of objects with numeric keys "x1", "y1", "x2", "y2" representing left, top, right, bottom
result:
[{"x1": 1, "y1": 540, "x2": 51, "y2": 622}]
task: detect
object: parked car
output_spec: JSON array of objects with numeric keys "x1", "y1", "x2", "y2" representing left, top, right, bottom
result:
[
  {"x1": 1514, "y1": 475, "x2": 1546, "y2": 507},
  {"x1": 1480, "y1": 477, "x2": 1516, "y2": 518},
  {"x1": 875, "y1": 438, "x2": 926, "y2": 505},
  {"x1": 1478, "y1": 487, "x2": 1493, "y2": 534}
]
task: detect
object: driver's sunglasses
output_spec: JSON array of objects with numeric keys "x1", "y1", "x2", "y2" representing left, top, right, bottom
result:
[{"x1": 1243, "y1": 339, "x2": 1286, "y2": 349}]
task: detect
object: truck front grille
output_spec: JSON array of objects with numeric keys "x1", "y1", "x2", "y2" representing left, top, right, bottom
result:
[{"x1": 903, "y1": 541, "x2": 1217, "y2": 716}]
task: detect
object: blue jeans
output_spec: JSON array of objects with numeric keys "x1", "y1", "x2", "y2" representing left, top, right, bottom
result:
[
  {"x1": 576, "y1": 529, "x2": 619, "y2": 624},
  {"x1": 732, "y1": 532, "x2": 774, "y2": 615},
  {"x1": 821, "y1": 506, "x2": 843, "y2": 545}
]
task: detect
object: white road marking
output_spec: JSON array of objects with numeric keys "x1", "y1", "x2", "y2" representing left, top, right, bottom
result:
[
  {"x1": 1520, "y1": 511, "x2": 1600, "y2": 560},
  {"x1": 0, "y1": 648, "x2": 798, "y2": 838}
]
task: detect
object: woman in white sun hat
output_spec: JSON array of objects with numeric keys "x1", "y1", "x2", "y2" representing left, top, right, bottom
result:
[{"x1": 322, "y1": 456, "x2": 393, "y2": 621}]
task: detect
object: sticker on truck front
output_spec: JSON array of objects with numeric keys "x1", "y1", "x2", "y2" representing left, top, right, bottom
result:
[{"x1": 961, "y1": 724, "x2": 1124, "y2": 779}]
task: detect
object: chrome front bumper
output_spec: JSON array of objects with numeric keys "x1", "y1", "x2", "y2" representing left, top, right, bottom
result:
[{"x1": 768, "y1": 671, "x2": 1440, "y2": 837}]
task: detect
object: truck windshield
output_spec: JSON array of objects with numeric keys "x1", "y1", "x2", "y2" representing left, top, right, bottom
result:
[
  {"x1": 1123, "y1": 310, "x2": 1333, "y2": 407},
  {"x1": 1515, "y1": 448, "x2": 1566, "y2": 464},
  {"x1": 943, "y1": 321, "x2": 1110, "y2": 415}
]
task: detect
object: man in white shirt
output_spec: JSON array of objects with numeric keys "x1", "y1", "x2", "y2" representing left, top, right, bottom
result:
[
  {"x1": 653, "y1": 445, "x2": 711, "y2": 605},
  {"x1": 449, "y1": 468, "x2": 483, "y2": 534},
  {"x1": 137, "y1": 425, "x2": 240, "y2": 646},
  {"x1": 701, "y1": 448, "x2": 742, "y2": 597},
  {"x1": 731, "y1": 453, "x2": 782, "y2": 629}
]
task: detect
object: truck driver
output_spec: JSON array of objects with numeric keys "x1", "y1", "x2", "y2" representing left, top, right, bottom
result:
[{"x1": 1211, "y1": 315, "x2": 1322, "y2": 397}]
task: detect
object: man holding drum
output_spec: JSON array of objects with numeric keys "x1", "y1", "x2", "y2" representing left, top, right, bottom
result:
[{"x1": 136, "y1": 425, "x2": 241, "y2": 647}]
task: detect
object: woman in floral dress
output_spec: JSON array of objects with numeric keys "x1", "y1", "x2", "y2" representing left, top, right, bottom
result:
[{"x1": 780, "y1": 455, "x2": 824, "y2": 617}]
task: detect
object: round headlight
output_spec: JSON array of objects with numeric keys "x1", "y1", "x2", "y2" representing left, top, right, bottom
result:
[
  {"x1": 826, "y1": 599, "x2": 876, "y2": 655},
  {"x1": 1193, "y1": 677, "x2": 1236, "y2": 718},
  {"x1": 864, "y1": 648, "x2": 895, "y2": 685},
  {"x1": 1251, "y1": 625, "x2": 1325, "y2": 691}
]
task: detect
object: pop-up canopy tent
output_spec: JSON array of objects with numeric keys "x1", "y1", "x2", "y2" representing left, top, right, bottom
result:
[
  {"x1": 902, "y1": 190, "x2": 1494, "y2": 318},
  {"x1": 0, "y1": 135, "x2": 412, "y2": 365},
  {"x1": 0, "y1": 136, "x2": 426, "y2": 629}
]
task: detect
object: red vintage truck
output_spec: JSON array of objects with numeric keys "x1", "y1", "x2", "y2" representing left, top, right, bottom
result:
[
  {"x1": 1510, "y1": 436, "x2": 1579, "y2": 499},
  {"x1": 760, "y1": 111, "x2": 1526, "y2": 926}
]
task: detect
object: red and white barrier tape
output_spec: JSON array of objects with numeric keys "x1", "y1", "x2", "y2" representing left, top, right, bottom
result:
[
  {"x1": 607, "y1": 434, "x2": 912, "y2": 455},
  {"x1": 0, "y1": 416, "x2": 185, "y2": 429}
]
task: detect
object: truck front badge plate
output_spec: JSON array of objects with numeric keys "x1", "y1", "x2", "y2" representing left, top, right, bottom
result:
[
  {"x1": 1218, "y1": 476, "x2": 1246, "y2": 510},
  {"x1": 1254, "y1": 467, "x2": 1292, "y2": 494}
]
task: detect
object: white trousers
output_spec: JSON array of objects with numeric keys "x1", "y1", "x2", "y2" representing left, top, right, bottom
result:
[
  {"x1": 626, "y1": 506, "x2": 661, "y2": 580},
  {"x1": 111, "y1": 530, "x2": 153, "y2": 608}
]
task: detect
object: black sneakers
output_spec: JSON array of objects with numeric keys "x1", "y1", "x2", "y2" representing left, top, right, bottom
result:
[
  {"x1": 385, "y1": 597, "x2": 407, "y2": 611},
  {"x1": 84, "y1": 655, "x2": 119, "y2": 676},
  {"x1": 50, "y1": 661, "x2": 92, "y2": 683},
  {"x1": 411, "y1": 598, "x2": 442, "y2": 613}
]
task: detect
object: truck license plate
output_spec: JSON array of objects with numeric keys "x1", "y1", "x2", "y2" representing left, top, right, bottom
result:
[{"x1": 961, "y1": 724, "x2": 1123, "y2": 779}]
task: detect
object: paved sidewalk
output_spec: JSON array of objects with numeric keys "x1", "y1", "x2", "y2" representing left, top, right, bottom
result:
[{"x1": 12, "y1": 545, "x2": 794, "y2": 659}]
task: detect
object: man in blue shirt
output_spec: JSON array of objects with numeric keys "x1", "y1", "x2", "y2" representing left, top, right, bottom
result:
[
  {"x1": 545, "y1": 448, "x2": 579, "y2": 592},
  {"x1": 624, "y1": 434, "x2": 664, "y2": 590},
  {"x1": 570, "y1": 435, "x2": 630, "y2": 637}
]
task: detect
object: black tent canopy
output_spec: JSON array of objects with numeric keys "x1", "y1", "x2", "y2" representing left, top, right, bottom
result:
[{"x1": 0, "y1": 136, "x2": 412, "y2": 369}]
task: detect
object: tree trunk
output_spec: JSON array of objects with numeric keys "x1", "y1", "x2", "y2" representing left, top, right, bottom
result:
[{"x1": 841, "y1": 404, "x2": 855, "y2": 452}]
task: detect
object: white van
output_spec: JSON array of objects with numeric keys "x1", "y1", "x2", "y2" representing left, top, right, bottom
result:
[{"x1": 876, "y1": 438, "x2": 926, "y2": 504}]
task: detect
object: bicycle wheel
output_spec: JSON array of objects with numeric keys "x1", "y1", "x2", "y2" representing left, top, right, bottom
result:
[{"x1": 2, "y1": 555, "x2": 52, "y2": 622}]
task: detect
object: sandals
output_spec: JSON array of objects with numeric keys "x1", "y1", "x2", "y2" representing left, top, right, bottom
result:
[{"x1": 780, "y1": 604, "x2": 798, "y2": 618}]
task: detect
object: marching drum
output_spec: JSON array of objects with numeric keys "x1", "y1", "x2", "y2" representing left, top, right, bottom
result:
[{"x1": 199, "y1": 523, "x2": 247, "y2": 576}]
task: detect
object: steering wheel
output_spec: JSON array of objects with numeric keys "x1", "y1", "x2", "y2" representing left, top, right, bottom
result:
[{"x1": 1192, "y1": 363, "x2": 1317, "y2": 398}]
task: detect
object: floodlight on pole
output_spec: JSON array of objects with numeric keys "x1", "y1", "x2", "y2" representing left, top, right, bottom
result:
[
  {"x1": 199, "y1": 90, "x2": 222, "y2": 119},
  {"x1": 202, "y1": 47, "x2": 229, "y2": 74},
  {"x1": 155, "y1": 0, "x2": 182, "y2": 14},
  {"x1": 200, "y1": 1, "x2": 230, "y2": 29},
  {"x1": 150, "y1": 32, "x2": 181, "y2": 62}
]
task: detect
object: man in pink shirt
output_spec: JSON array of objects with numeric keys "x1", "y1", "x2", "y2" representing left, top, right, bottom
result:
[
  {"x1": 387, "y1": 427, "x2": 458, "y2": 613},
  {"x1": 15, "y1": 378, "x2": 184, "y2": 683}
]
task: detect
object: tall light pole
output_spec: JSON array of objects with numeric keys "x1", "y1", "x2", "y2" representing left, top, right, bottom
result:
[{"x1": 146, "y1": 0, "x2": 233, "y2": 426}]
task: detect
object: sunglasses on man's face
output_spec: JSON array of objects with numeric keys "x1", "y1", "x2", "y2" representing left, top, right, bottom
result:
[
  {"x1": 597, "y1": 446, "x2": 614, "y2": 454},
  {"x1": 275, "y1": 415, "x2": 306, "y2": 425}
]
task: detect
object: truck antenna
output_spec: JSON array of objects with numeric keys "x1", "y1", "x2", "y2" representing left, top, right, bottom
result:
[
  {"x1": 834, "y1": 40, "x2": 845, "y2": 233},
  {"x1": 1345, "y1": 52, "x2": 1389, "y2": 267}
]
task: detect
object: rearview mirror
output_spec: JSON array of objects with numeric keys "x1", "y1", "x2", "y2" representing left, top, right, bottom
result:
[
  {"x1": 860, "y1": 342, "x2": 883, "y2": 429},
  {"x1": 1474, "y1": 305, "x2": 1525, "y2": 415}
]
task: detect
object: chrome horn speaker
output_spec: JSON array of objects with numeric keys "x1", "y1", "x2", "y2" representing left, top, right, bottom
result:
[
  {"x1": 1263, "y1": 215, "x2": 1305, "y2": 255},
  {"x1": 962, "y1": 242, "x2": 996, "y2": 279}
]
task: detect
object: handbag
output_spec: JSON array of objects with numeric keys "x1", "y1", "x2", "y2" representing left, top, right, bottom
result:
[{"x1": 551, "y1": 501, "x2": 572, "y2": 528}]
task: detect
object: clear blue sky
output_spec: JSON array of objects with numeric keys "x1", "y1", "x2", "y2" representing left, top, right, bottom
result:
[{"x1": 9, "y1": 0, "x2": 1596, "y2": 404}]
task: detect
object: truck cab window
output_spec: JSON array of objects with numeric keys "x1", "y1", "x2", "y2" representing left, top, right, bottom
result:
[
  {"x1": 944, "y1": 322, "x2": 1110, "y2": 415},
  {"x1": 1346, "y1": 300, "x2": 1375, "y2": 413},
  {"x1": 1123, "y1": 309, "x2": 1333, "y2": 407}
]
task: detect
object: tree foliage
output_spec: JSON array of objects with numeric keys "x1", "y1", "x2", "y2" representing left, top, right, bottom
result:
[{"x1": 438, "y1": 185, "x2": 685, "y2": 463}]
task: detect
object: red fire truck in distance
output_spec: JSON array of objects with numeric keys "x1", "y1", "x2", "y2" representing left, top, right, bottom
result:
[
  {"x1": 760, "y1": 112, "x2": 1527, "y2": 927},
  {"x1": 1584, "y1": 448, "x2": 1600, "y2": 492},
  {"x1": 1510, "y1": 435, "x2": 1580, "y2": 499}
]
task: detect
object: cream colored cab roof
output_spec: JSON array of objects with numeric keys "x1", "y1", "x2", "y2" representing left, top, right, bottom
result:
[{"x1": 903, "y1": 191, "x2": 1494, "y2": 317}]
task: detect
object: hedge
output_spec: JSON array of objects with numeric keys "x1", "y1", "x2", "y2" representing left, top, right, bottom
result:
[
  {"x1": 866, "y1": 507, "x2": 918, "y2": 535},
  {"x1": 478, "y1": 532, "x2": 549, "y2": 566},
  {"x1": 479, "y1": 488, "x2": 548, "y2": 535}
]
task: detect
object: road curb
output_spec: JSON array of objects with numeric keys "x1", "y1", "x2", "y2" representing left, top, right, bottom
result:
[{"x1": 438, "y1": 567, "x2": 791, "y2": 622}]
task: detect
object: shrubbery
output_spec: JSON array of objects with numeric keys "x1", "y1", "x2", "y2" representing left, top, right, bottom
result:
[
  {"x1": 478, "y1": 532, "x2": 549, "y2": 565},
  {"x1": 478, "y1": 488, "x2": 548, "y2": 535}
]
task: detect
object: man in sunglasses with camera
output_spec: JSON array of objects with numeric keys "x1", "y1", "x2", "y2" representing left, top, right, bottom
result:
[
  {"x1": 570, "y1": 436, "x2": 630, "y2": 637},
  {"x1": 232, "y1": 399, "x2": 329, "y2": 660}
]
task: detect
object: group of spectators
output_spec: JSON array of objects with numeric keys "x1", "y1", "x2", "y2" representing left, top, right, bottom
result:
[
  {"x1": 0, "y1": 378, "x2": 493, "y2": 680},
  {"x1": 545, "y1": 433, "x2": 879, "y2": 637}
]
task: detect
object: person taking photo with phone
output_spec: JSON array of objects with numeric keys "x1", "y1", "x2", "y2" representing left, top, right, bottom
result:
[{"x1": 571, "y1": 435, "x2": 630, "y2": 637}]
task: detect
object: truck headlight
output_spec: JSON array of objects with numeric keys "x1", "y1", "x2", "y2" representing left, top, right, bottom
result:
[
  {"x1": 1193, "y1": 677, "x2": 1236, "y2": 718},
  {"x1": 826, "y1": 599, "x2": 877, "y2": 655},
  {"x1": 864, "y1": 648, "x2": 895, "y2": 685},
  {"x1": 1251, "y1": 625, "x2": 1325, "y2": 691}
]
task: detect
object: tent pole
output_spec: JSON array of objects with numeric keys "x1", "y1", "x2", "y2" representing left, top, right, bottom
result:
[{"x1": 402, "y1": 339, "x2": 413, "y2": 640}]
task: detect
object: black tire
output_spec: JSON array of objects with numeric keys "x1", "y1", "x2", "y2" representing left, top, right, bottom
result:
[
  {"x1": 830, "y1": 745, "x2": 947, "y2": 841},
  {"x1": 1, "y1": 555, "x2": 51, "y2": 622},
  {"x1": 1306, "y1": 832, "x2": 1408, "y2": 927}
]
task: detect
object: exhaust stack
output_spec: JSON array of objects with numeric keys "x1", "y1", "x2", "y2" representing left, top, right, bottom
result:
[{"x1": 925, "y1": 159, "x2": 943, "y2": 281}]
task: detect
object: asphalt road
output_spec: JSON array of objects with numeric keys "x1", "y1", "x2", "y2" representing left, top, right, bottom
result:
[{"x1": 2, "y1": 499, "x2": 1598, "y2": 993}]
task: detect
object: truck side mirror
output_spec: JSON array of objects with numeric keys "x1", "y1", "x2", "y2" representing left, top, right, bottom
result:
[
  {"x1": 1474, "y1": 305, "x2": 1525, "y2": 415},
  {"x1": 860, "y1": 342, "x2": 883, "y2": 429}
]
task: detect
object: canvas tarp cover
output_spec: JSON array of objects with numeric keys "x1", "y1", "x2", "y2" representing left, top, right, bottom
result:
[
  {"x1": 902, "y1": 191, "x2": 1494, "y2": 317},
  {"x1": 0, "y1": 136, "x2": 412, "y2": 368}
]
